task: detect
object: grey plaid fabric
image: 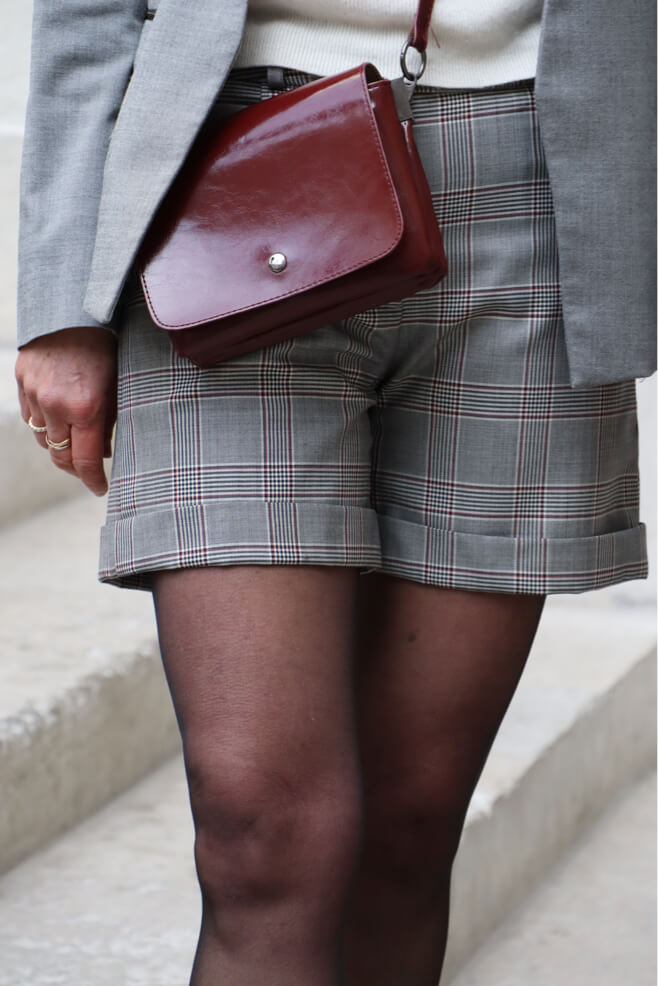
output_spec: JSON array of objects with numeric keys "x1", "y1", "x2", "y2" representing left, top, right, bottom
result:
[{"x1": 99, "y1": 71, "x2": 647, "y2": 594}]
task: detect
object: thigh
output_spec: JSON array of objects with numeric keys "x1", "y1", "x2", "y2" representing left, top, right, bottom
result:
[
  {"x1": 152, "y1": 565, "x2": 362, "y2": 797},
  {"x1": 354, "y1": 573, "x2": 544, "y2": 831}
]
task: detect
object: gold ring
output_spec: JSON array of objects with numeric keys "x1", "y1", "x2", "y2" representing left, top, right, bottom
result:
[
  {"x1": 28, "y1": 416, "x2": 48, "y2": 434},
  {"x1": 45, "y1": 435, "x2": 72, "y2": 451}
]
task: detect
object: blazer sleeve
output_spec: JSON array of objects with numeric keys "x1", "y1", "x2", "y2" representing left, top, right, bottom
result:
[{"x1": 17, "y1": 0, "x2": 147, "y2": 348}]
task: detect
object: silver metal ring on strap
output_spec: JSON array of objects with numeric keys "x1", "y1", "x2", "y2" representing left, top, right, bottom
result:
[{"x1": 400, "y1": 40, "x2": 428, "y2": 83}]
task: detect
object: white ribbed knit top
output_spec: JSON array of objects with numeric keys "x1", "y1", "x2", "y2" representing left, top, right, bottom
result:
[{"x1": 234, "y1": 0, "x2": 544, "y2": 89}]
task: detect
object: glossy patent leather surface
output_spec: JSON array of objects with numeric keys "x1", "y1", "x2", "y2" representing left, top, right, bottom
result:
[
  {"x1": 409, "y1": 0, "x2": 436, "y2": 52},
  {"x1": 139, "y1": 62, "x2": 447, "y2": 367}
]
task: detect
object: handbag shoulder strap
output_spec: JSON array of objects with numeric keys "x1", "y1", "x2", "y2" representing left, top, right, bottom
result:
[
  {"x1": 409, "y1": 0, "x2": 437, "y2": 53},
  {"x1": 400, "y1": 0, "x2": 437, "y2": 82}
]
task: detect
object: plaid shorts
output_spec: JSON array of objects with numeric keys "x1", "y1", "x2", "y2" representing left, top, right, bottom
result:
[{"x1": 99, "y1": 70, "x2": 648, "y2": 594}]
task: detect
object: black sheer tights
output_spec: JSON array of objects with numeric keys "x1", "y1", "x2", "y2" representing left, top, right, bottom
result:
[
  {"x1": 343, "y1": 575, "x2": 545, "y2": 985},
  {"x1": 152, "y1": 566, "x2": 544, "y2": 986},
  {"x1": 153, "y1": 566, "x2": 362, "y2": 986}
]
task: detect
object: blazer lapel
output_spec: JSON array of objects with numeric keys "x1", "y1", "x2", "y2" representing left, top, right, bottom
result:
[{"x1": 84, "y1": 0, "x2": 248, "y2": 323}]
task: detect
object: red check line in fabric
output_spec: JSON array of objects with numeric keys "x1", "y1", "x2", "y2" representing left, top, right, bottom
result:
[{"x1": 99, "y1": 72, "x2": 647, "y2": 594}]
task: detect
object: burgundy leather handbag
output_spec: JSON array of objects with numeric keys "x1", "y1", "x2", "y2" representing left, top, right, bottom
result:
[{"x1": 138, "y1": 0, "x2": 446, "y2": 367}]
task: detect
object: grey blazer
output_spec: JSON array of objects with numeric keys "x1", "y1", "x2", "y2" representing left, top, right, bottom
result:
[{"x1": 17, "y1": 0, "x2": 656, "y2": 387}]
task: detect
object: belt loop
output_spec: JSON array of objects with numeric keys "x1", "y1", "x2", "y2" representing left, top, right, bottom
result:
[{"x1": 266, "y1": 67, "x2": 286, "y2": 91}]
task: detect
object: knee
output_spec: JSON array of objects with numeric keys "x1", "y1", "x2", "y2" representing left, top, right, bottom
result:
[
  {"x1": 185, "y1": 745, "x2": 362, "y2": 908},
  {"x1": 362, "y1": 771, "x2": 471, "y2": 886}
]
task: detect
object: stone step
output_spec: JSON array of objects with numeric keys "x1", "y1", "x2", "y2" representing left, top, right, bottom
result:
[
  {"x1": 440, "y1": 594, "x2": 656, "y2": 980},
  {"x1": 0, "y1": 484, "x2": 654, "y2": 982},
  {"x1": 0, "y1": 493, "x2": 180, "y2": 876},
  {"x1": 449, "y1": 770, "x2": 656, "y2": 986}
]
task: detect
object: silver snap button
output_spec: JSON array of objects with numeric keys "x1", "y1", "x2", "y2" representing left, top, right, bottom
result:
[{"x1": 268, "y1": 253, "x2": 288, "y2": 273}]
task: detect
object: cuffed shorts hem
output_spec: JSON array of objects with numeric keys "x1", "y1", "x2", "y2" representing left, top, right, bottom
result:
[
  {"x1": 99, "y1": 501, "x2": 382, "y2": 590},
  {"x1": 98, "y1": 501, "x2": 648, "y2": 595},
  {"x1": 377, "y1": 515, "x2": 648, "y2": 595}
]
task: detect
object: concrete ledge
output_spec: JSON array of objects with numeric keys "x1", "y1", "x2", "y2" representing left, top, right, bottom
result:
[
  {"x1": 1, "y1": 348, "x2": 81, "y2": 526},
  {"x1": 0, "y1": 640, "x2": 180, "y2": 876},
  {"x1": 0, "y1": 493, "x2": 179, "y2": 875},
  {"x1": 449, "y1": 771, "x2": 656, "y2": 986},
  {"x1": 443, "y1": 602, "x2": 656, "y2": 980}
]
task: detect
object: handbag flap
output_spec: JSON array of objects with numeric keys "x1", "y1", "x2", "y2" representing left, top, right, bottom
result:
[{"x1": 139, "y1": 65, "x2": 404, "y2": 329}]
